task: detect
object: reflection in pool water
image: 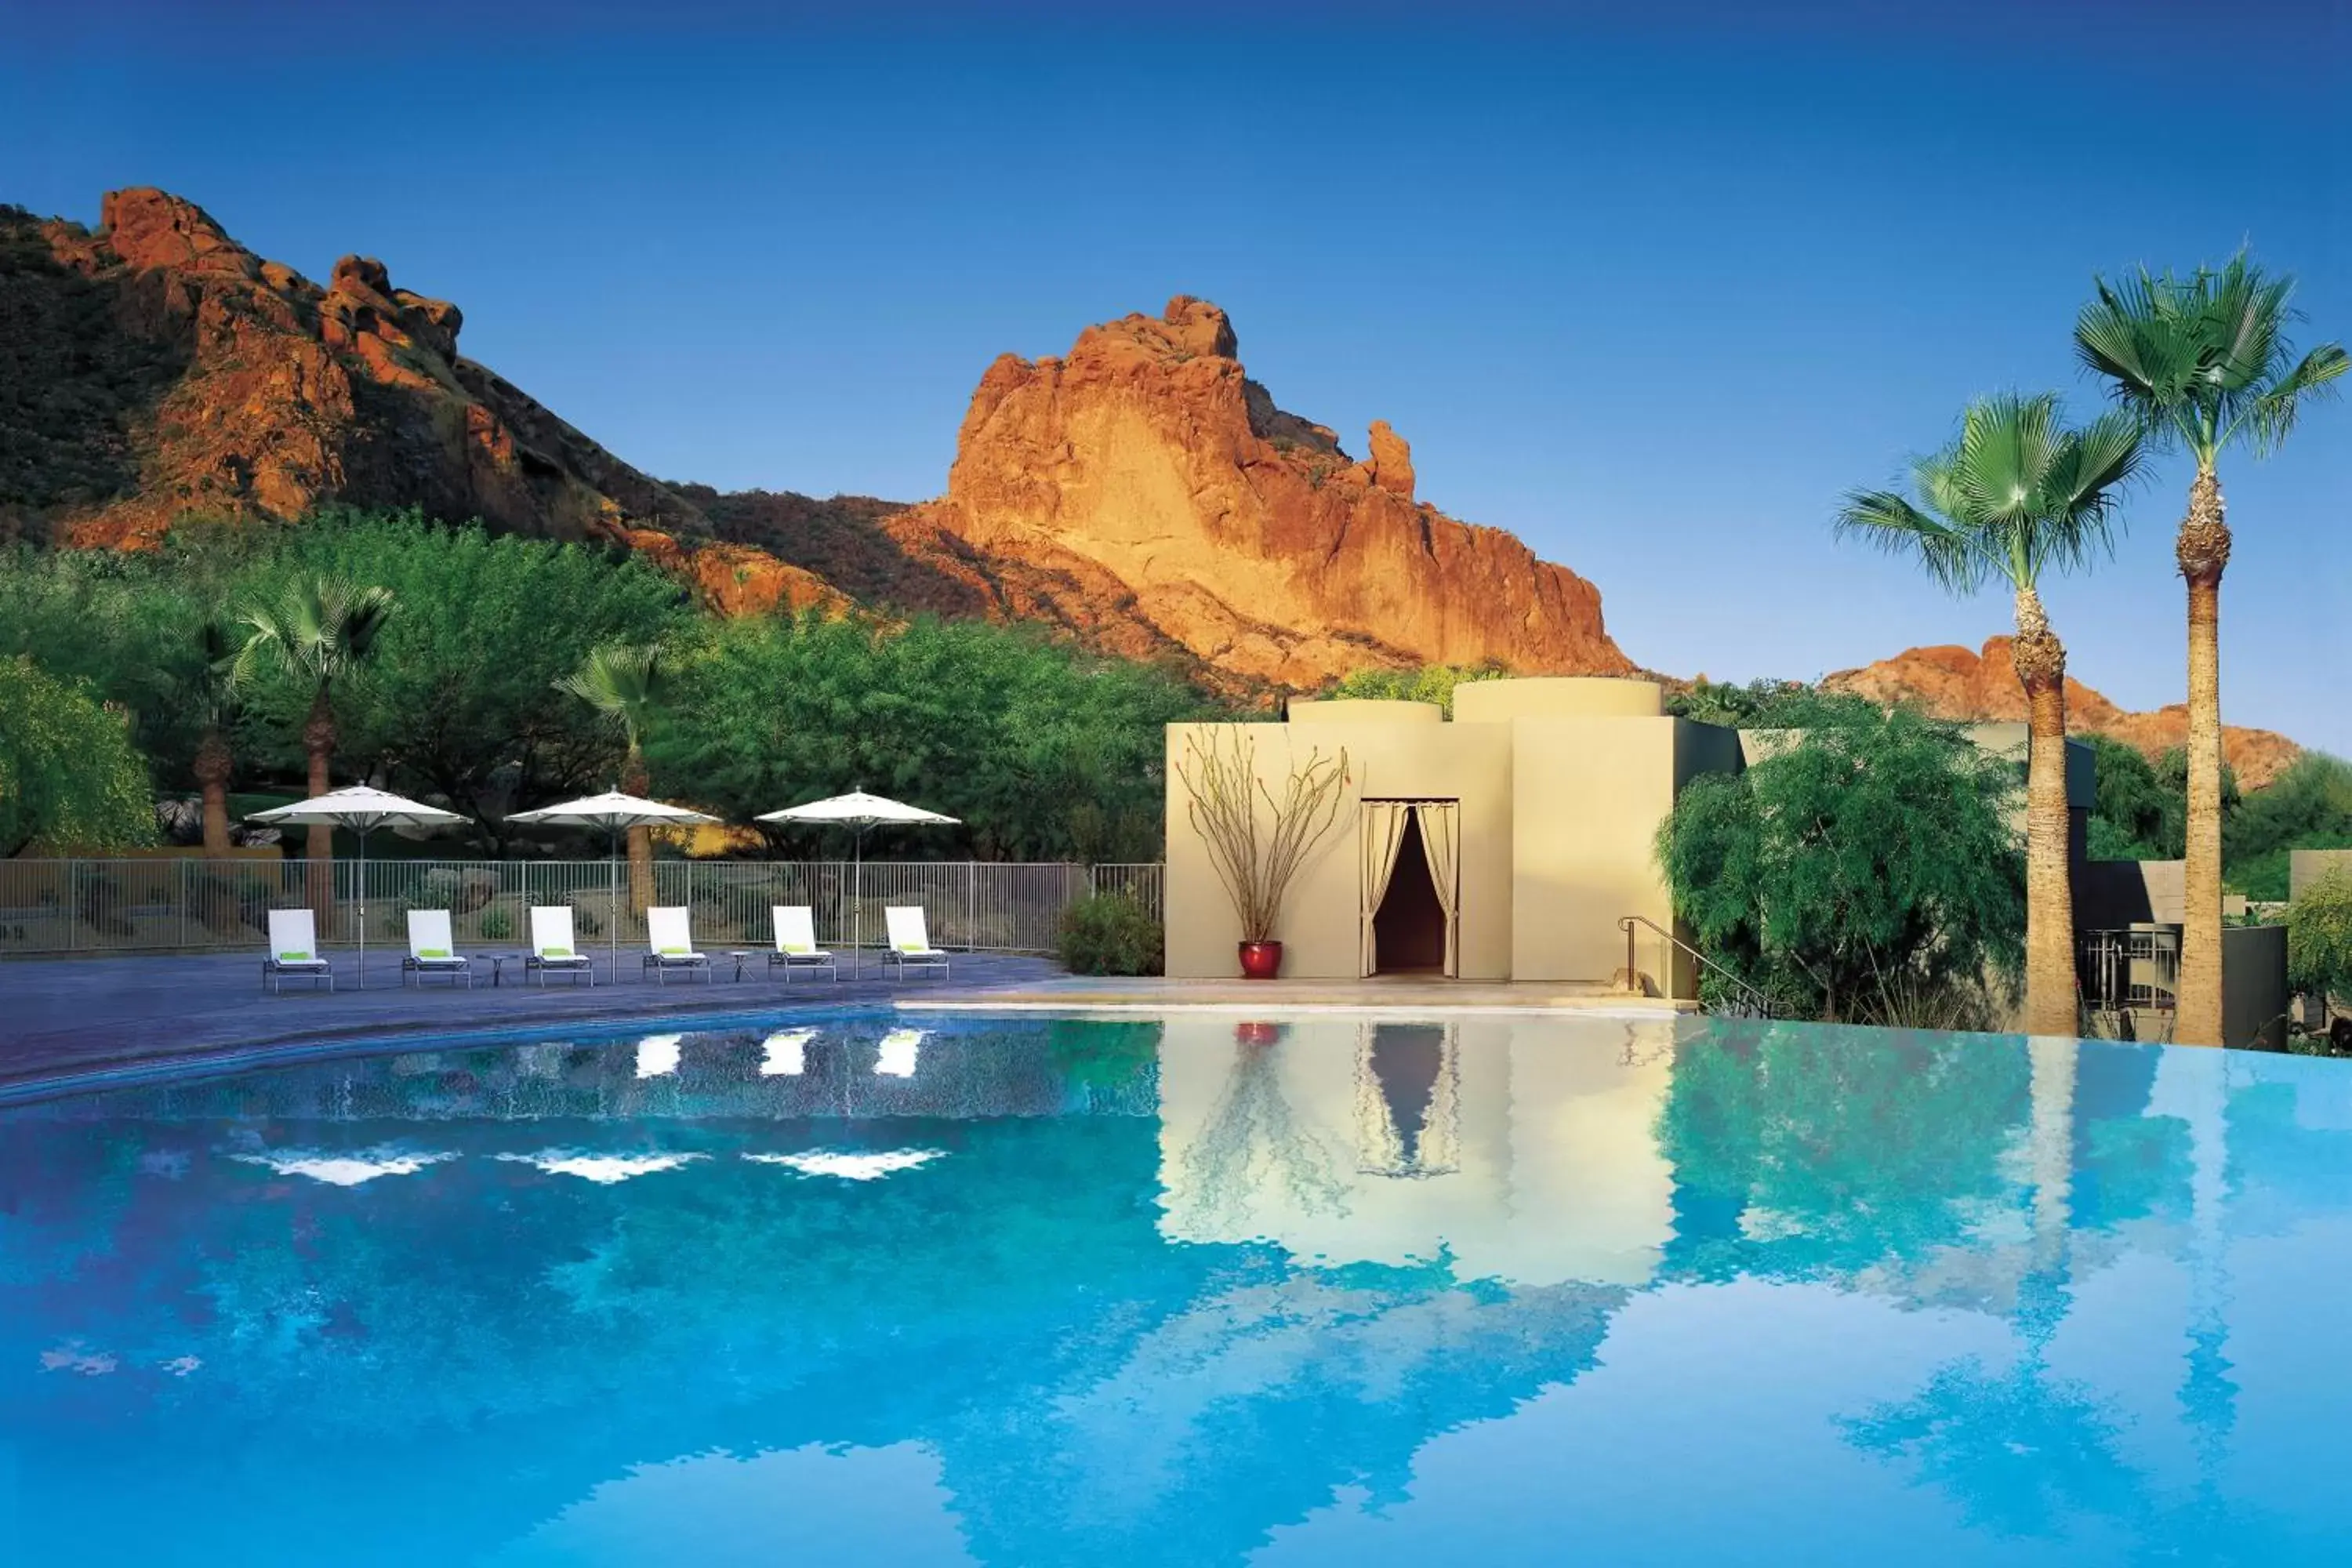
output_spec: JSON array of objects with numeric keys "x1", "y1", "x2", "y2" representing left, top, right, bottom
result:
[{"x1": 1, "y1": 1013, "x2": 2347, "y2": 1566}]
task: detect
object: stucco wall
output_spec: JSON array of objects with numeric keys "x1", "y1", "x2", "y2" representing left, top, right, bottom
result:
[
  {"x1": 1164, "y1": 713, "x2": 1515, "y2": 980},
  {"x1": 1508, "y1": 716, "x2": 1682, "y2": 985}
]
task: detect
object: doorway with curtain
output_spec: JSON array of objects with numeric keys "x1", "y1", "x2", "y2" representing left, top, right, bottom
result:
[{"x1": 1359, "y1": 799, "x2": 1461, "y2": 978}]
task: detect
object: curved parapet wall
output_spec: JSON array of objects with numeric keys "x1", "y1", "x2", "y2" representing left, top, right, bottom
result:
[
  {"x1": 1286, "y1": 699, "x2": 1446, "y2": 726},
  {"x1": 1453, "y1": 678, "x2": 1664, "y2": 723}
]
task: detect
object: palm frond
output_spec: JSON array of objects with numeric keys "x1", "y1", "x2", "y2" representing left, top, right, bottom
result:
[
  {"x1": 2247, "y1": 341, "x2": 2349, "y2": 456},
  {"x1": 1833, "y1": 486, "x2": 1984, "y2": 597},
  {"x1": 557, "y1": 643, "x2": 667, "y2": 746},
  {"x1": 228, "y1": 575, "x2": 398, "y2": 692},
  {"x1": 1835, "y1": 392, "x2": 2140, "y2": 600}
]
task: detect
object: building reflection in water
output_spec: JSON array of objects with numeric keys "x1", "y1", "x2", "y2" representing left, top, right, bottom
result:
[{"x1": 1156, "y1": 1015, "x2": 1678, "y2": 1288}]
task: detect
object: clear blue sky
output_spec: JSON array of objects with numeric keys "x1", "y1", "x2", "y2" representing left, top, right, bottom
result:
[{"x1": 7, "y1": 1, "x2": 2347, "y2": 751}]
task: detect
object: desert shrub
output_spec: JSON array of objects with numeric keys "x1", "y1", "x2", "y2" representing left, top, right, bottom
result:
[
  {"x1": 1657, "y1": 706, "x2": 2024, "y2": 1025},
  {"x1": 478, "y1": 907, "x2": 515, "y2": 942},
  {"x1": 1058, "y1": 892, "x2": 1163, "y2": 976},
  {"x1": 0, "y1": 656, "x2": 155, "y2": 854},
  {"x1": 2289, "y1": 869, "x2": 2352, "y2": 1012}
]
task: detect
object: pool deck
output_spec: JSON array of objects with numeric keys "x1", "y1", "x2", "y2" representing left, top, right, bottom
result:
[
  {"x1": 0, "y1": 949, "x2": 1062, "y2": 1091},
  {"x1": 0, "y1": 953, "x2": 1684, "y2": 1095},
  {"x1": 904, "y1": 975, "x2": 1690, "y2": 1016}
]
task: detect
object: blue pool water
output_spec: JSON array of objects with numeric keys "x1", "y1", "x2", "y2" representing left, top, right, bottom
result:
[{"x1": 3, "y1": 1011, "x2": 2350, "y2": 1566}]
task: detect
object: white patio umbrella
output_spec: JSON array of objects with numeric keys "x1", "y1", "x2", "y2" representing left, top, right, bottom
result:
[
  {"x1": 506, "y1": 790, "x2": 720, "y2": 978},
  {"x1": 756, "y1": 791, "x2": 959, "y2": 976},
  {"x1": 246, "y1": 786, "x2": 466, "y2": 988}
]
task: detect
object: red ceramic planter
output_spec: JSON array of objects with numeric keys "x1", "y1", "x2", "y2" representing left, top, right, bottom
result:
[{"x1": 1238, "y1": 940, "x2": 1283, "y2": 979}]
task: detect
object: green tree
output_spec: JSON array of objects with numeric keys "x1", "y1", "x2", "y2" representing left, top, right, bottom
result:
[
  {"x1": 557, "y1": 643, "x2": 669, "y2": 911},
  {"x1": 1657, "y1": 708, "x2": 2024, "y2": 1024},
  {"x1": 2224, "y1": 753, "x2": 2352, "y2": 901},
  {"x1": 1327, "y1": 662, "x2": 1507, "y2": 717},
  {"x1": 1836, "y1": 392, "x2": 2141, "y2": 1036},
  {"x1": 0, "y1": 657, "x2": 155, "y2": 854},
  {"x1": 654, "y1": 612, "x2": 1205, "y2": 859},
  {"x1": 228, "y1": 574, "x2": 397, "y2": 893},
  {"x1": 238, "y1": 510, "x2": 689, "y2": 847},
  {"x1": 2076, "y1": 255, "x2": 2347, "y2": 1044},
  {"x1": 2288, "y1": 869, "x2": 2352, "y2": 1014},
  {"x1": 1664, "y1": 677, "x2": 1882, "y2": 729},
  {"x1": 2083, "y1": 737, "x2": 2177, "y2": 861},
  {"x1": 0, "y1": 544, "x2": 211, "y2": 780}
]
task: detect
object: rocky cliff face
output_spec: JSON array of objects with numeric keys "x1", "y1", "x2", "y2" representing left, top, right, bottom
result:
[
  {"x1": 1824, "y1": 637, "x2": 2301, "y2": 788},
  {"x1": 1, "y1": 189, "x2": 702, "y2": 546},
  {"x1": 876, "y1": 296, "x2": 1634, "y2": 689},
  {"x1": 8, "y1": 193, "x2": 2318, "y2": 767}
]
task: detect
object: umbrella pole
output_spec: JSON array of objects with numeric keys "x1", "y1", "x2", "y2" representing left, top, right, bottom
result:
[
  {"x1": 853, "y1": 829, "x2": 863, "y2": 980},
  {"x1": 611, "y1": 826, "x2": 622, "y2": 984},
  {"x1": 355, "y1": 826, "x2": 368, "y2": 990}
]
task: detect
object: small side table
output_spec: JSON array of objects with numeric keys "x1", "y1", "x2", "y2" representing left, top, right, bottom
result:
[
  {"x1": 725, "y1": 950, "x2": 754, "y2": 982},
  {"x1": 476, "y1": 953, "x2": 514, "y2": 988}
]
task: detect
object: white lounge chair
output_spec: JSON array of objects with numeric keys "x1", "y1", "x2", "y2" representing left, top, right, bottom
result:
[
  {"x1": 525, "y1": 906, "x2": 596, "y2": 986},
  {"x1": 767, "y1": 905, "x2": 837, "y2": 983},
  {"x1": 262, "y1": 909, "x2": 334, "y2": 993},
  {"x1": 401, "y1": 909, "x2": 472, "y2": 989},
  {"x1": 882, "y1": 906, "x2": 949, "y2": 981},
  {"x1": 644, "y1": 906, "x2": 713, "y2": 984}
]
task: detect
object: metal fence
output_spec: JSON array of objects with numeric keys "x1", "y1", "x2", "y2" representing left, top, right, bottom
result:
[
  {"x1": 2078, "y1": 927, "x2": 2181, "y2": 1011},
  {"x1": 0, "y1": 858, "x2": 1167, "y2": 959}
]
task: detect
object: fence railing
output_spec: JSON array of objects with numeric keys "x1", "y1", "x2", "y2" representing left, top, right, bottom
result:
[
  {"x1": 2077, "y1": 927, "x2": 2180, "y2": 1011},
  {"x1": 0, "y1": 859, "x2": 1167, "y2": 959}
]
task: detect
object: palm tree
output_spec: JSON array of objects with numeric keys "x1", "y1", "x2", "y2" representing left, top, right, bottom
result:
[
  {"x1": 2075, "y1": 256, "x2": 2346, "y2": 1044},
  {"x1": 186, "y1": 618, "x2": 239, "y2": 856},
  {"x1": 557, "y1": 643, "x2": 667, "y2": 914},
  {"x1": 1837, "y1": 393, "x2": 2142, "y2": 1038},
  {"x1": 230, "y1": 576, "x2": 397, "y2": 913}
]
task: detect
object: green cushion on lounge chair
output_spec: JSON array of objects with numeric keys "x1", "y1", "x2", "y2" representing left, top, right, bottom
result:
[
  {"x1": 659, "y1": 946, "x2": 691, "y2": 956},
  {"x1": 540, "y1": 946, "x2": 572, "y2": 958},
  {"x1": 897, "y1": 943, "x2": 925, "y2": 953},
  {"x1": 418, "y1": 948, "x2": 452, "y2": 960},
  {"x1": 782, "y1": 942, "x2": 812, "y2": 955},
  {"x1": 278, "y1": 951, "x2": 313, "y2": 962}
]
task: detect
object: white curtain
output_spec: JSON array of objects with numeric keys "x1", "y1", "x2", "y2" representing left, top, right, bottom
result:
[
  {"x1": 1352, "y1": 1022, "x2": 1462, "y2": 1178},
  {"x1": 1414, "y1": 800, "x2": 1461, "y2": 978},
  {"x1": 1359, "y1": 801, "x2": 1410, "y2": 977}
]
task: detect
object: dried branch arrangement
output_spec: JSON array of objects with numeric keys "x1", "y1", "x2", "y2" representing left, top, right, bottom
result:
[{"x1": 1176, "y1": 729, "x2": 1350, "y2": 943}]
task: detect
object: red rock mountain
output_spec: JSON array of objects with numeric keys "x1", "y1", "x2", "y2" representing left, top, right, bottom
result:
[
  {"x1": 5, "y1": 193, "x2": 1631, "y2": 691},
  {"x1": 1825, "y1": 637, "x2": 2301, "y2": 788},
  {"x1": 2, "y1": 189, "x2": 705, "y2": 547},
  {"x1": 867, "y1": 298, "x2": 1633, "y2": 688},
  {"x1": 0, "y1": 190, "x2": 2313, "y2": 766}
]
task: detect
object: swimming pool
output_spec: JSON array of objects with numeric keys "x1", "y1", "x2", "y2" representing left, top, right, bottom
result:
[{"x1": 2, "y1": 1010, "x2": 2347, "y2": 1566}]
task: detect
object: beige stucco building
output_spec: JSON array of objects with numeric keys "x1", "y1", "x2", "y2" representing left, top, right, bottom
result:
[{"x1": 1163, "y1": 677, "x2": 1740, "y2": 993}]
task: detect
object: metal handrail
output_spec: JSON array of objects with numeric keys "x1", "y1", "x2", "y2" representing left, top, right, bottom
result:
[{"x1": 1617, "y1": 914, "x2": 1781, "y2": 1018}]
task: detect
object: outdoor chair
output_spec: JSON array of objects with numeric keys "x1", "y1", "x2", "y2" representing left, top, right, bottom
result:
[
  {"x1": 262, "y1": 909, "x2": 334, "y2": 993},
  {"x1": 525, "y1": 906, "x2": 596, "y2": 986},
  {"x1": 767, "y1": 905, "x2": 837, "y2": 983},
  {"x1": 882, "y1": 906, "x2": 950, "y2": 981},
  {"x1": 401, "y1": 909, "x2": 472, "y2": 989},
  {"x1": 644, "y1": 906, "x2": 714, "y2": 984}
]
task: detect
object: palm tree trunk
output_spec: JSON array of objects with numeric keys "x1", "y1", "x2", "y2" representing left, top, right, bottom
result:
[
  {"x1": 194, "y1": 727, "x2": 234, "y2": 857},
  {"x1": 622, "y1": 746, "x2": 655, "y2": 918},
  {"x1": 2013, "y1": 589, "x2": 2078, "y2": 1039},
  {"x1": 303, "y1": 685, "x2": 338, "y2": 931},
  {"x1": 2176, "y1": 468, "x2": 2230, "y2": 1047}
]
